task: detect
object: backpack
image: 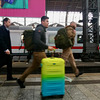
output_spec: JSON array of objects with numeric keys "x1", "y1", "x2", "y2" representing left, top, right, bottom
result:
[
  {"x1": 23, "y1": 30, "x2": 34, "y2": 51},
  {"x1": 54, "y1": 28, "x2": 73, "y2": 49}
]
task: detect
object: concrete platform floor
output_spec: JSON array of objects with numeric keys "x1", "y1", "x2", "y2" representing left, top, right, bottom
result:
[{"x1": 0, "y1": 73, "x2": 100, "y2": 100}]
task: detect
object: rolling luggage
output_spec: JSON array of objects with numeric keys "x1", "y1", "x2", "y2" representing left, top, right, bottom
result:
[{"x1": 41, "y1": 57, "x2": 65, "y2": 97}]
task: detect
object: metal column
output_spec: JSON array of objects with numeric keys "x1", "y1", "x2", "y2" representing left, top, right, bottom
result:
[
  {"x1": 65, "y1": 11, "x2": 68, "y2": 26},
  {"x1": 24, "y1": 17, "x2": 26, "y2": 26},
  {"x1": 81, "y1": 0, "x2": 100, "y2": 61}
]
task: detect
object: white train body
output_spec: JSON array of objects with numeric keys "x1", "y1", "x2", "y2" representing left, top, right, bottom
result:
[
  {"x1": 46, "y1": 27, "x2": 83, "y2": 58},
  {"x1": 9, "y1": 26, "x2": 99, "y2": 58}
]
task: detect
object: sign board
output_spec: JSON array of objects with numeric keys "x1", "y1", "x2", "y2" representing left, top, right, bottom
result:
[
  {"x1": 1, "y1": 0, "x2": 28, "y2": 9},
  {"x1": 0, "y1": 0, "x2": 45, "y2": 17}
]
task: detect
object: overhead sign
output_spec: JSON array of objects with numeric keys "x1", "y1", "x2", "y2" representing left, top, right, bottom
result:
[{"x1": 0, "y1": 0, "x2": 45, "y2": 17}]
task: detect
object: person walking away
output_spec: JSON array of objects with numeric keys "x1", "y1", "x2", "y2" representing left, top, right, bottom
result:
[
  {"x1": 17, "y1": 16, "x2": 54, "y2": 88},
  {"x1": 61, "y1": 21, "x2": 83, "y2": 77},
  {"x1": 0, "y1": 17, "x2": 17, "y2": 80}
]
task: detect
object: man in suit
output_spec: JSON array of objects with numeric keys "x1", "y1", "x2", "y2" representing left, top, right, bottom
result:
[{"x1": 0, "y1": 17, "x2": 17, "y2": 81}]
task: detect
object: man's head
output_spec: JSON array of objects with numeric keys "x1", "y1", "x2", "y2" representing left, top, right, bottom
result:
[
  {"x1": 41, "y1": 16, "x2": 49, "y2": 28},
  {"x1": 3, "y1": 17, "x2": 11, "y2": 28},
  {"x1": 70, "y1": 21, "x2": 77, "y2": 29}
]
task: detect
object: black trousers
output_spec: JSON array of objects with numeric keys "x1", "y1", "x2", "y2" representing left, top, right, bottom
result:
[{"x1": 0, "y1": 54, "x2": 12, "y2": 79}]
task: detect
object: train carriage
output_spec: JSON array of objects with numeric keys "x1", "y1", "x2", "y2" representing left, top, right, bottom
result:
[{"x1": 9, "y1": 26, "x2": 100, "y2": 61}]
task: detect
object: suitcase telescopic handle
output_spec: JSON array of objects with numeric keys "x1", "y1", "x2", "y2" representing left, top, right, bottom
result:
[{"x1": 47, "y1": 49, "x2": 55, "y2": 58}]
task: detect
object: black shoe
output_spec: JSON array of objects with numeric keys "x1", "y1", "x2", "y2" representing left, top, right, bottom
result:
[
  {"x1": 17, "y1": 79, "x2": 25, "y2": 88},
  {"x1": 76, "y1": 72, "x2": 83, "y2": 77},
  {"x1": 7, "y1": 77, "x2": 17, "y2": 81}
]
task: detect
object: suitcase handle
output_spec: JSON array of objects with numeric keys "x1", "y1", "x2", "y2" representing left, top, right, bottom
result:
[
  {"x1": 47, "y1": 49, "x2": 55, "y2": 57},
  {"x1": 49, "y1": 49, "x2": 61, "y2": 58}
]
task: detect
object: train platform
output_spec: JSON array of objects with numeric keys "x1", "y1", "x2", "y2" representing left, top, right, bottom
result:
[
  {"x1": 0, "y1": 59, "x2": 100, "y2": 74},
  {"x1": 0, "y1": 73, "x2": 100, "y2": 100}
]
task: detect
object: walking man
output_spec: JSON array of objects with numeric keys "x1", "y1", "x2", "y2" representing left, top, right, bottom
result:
[
  {"x1": 17, "y1": 16, "x2": 54, "y2": 88},
  {"x1": 61, "y1": 22, "x2": 83, "y2": 77},
  {"x1": 0, "y1": 17, "x2": 17, "y2": 80}
]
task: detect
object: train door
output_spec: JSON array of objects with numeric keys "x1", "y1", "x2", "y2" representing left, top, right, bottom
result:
[{"x1": 72, "y1": 27, "x2": 83, "y2": 58}]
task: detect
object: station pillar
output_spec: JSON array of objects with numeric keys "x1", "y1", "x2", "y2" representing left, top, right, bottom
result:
[
  {"x1": 65, "y1": 11, "x2": 68, "y2": 26},
  {"x1": 81, "y1": 0, "x2": 100, "y2": 61},
  {"x1": 24, "y1": 17, "x2": 26, "y2": 26}
]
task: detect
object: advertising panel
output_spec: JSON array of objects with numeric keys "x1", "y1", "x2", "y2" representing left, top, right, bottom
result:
[
  {"x1": 0, "y1": 0, "x2": 28, "y2": 9},
  {"x1": 0, "y1": 0, "x2": 45, "y2": 17}
]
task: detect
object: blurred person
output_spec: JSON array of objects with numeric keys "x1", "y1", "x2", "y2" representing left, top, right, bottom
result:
[
  {"x1": 17, "y1": 16, "x2": 54, "y2": 88},
  {"x1": 0, "y1": 17, "x2": 17, "y2": 80},
  {"x1": 61, "y1": 21, "x2": 83, "y2": 77}
]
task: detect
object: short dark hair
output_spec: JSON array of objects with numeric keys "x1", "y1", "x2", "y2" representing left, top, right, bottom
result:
[
  {"x1": 3, "y1": 17, "x2": 10, "y2": 25},
  {"x1": 41, "y1": 16, "x2": 49, "y2": 22}
]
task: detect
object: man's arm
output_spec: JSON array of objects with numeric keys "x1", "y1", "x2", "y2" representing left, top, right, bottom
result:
[{"x1": 0, "y1": 28, "x2": 8, "y2": 51}]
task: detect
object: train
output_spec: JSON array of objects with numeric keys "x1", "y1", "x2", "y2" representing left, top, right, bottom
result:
[
  {"x1": 46, "y1": 26, "x2": 83, "y2": 58},
  {"x1": 9, "y1": 26, "x2": 100, "y2": 61}
]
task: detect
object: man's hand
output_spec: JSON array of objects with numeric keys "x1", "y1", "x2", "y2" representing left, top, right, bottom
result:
[
  {"x1": 48, "y1": 46, "x2": 54, "y2": 51},
  {"x1": 5, "y1": 49, "x2": 10, "y2": 55}
]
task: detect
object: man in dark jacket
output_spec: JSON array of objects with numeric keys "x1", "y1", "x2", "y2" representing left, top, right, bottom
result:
[
  {"x1": 0, "y1": 17, "x2": 17, "y2": 81},
  {"x1": 17, "y1": 16, "x2": 54, "y2": 88}
]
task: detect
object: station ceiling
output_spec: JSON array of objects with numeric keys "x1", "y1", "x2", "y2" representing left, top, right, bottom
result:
[{"x1": 46, "y1": 0, "x2": 82, "y2": 12}]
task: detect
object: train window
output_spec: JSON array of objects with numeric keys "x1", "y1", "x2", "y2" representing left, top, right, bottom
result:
[
  {"x1": 48, "y1": 34, "x2": 55, "y2": 44},
  {"x1": 77, "y1": 35, "x2": 83, "y2": 43}
]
